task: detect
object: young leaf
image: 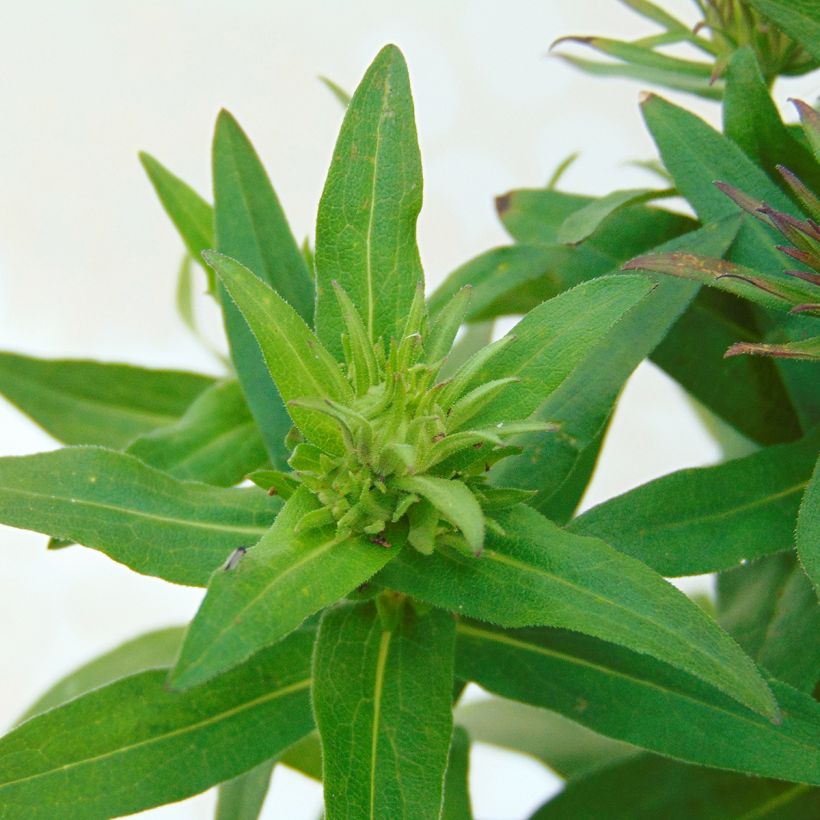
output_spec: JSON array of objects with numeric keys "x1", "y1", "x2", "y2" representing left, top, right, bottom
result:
[
  {"x1": 747, "y1": 0, "x2": 820, "y2": 62},
  {"x1": 797, "y1": 452, "x2": 820, "y2": 593},
  {"x1": 0, "y1": 352, "x2": 212, "y2": 448},
  {"x1": 170, "y1": 488, "x2": 398, "y2": 689},
  {"x1": 127, "y1": 380, "x2": 267, "y2": 486},
  {"x1": 139, "y1": 152, "x2": 214, "y2": 269},
  {"x1": 215, "y1": 761, "x2": 275, "y2": 820},
  {"x1": 569, "y1": 429, "x2": 820, "y2": 576},
  {"x1": 462, "y1": 274, "x2": 654, "y2": 426},
  {"x1": 0, "y1": 623, "x2": 316, "y2": 819},
  {"x1": 442, "y1": 727, "x2": 473, "y2": 820},
  {"x1": 204, "y1": 250, "x2": 353, "y2": 456},
  {"x1": 718, "y1": 554, "x2": 820, "y2": 692},
  {"x1": 529, "y1": 753, "x2": 819, "y2": 819},
  {"x1": 425, "y1": 285, "x2": 473, "y2": 364},
  {"x1": 315, "y1": 45, "x2": 424, "y2": 357},
  {"x1": 379, "y1": 503, "x2": 778, "y2": 719},
  {"x1": 0, "y1": 447, "x2": 279, "y2": 586},
  {"x1": 19, "y1": 627, "x2": 184, "y2": 723},
  {"x1": 455, "y1": 621, "x2": 820, "y2": 784},
  {"x1": 313, "y1": 600, "x2": 455, "y2": 820}
]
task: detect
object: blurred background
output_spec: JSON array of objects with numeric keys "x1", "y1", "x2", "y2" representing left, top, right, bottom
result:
[{"x1": 0, "y1": 1, "x2": 815, "y2": 817}]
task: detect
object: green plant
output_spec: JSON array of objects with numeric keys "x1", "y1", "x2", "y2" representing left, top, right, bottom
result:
[{"x1": 0, "y1": 4, "x2": 818, "y2": 818}]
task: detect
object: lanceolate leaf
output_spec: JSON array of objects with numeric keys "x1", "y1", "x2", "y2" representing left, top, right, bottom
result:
[
  {"x1": 529, "y1": 754, "x2": 819, "y2": 819},
  {"x1": 127, "y1": 380, "x2": 267, "y2": 487},
  {"x1": 0, "y1": 624, "x2": 316, "y2": 819},
  {"x1": 313, "y1": 600, "x2": 455, "y2": 820},
  {"x1": 797, "y1": 452, "x2": 820, "y2": 593},
  {"x1": 747, "y1": 0, "x2": 820, "y2": 63},
  {"x1": 315, "y1": 45, "x2": 424, "y2": 358},
  {"x1": 205, "y1": 250, "x2": 353, "y2": 456},
  {"x1": 569, "y1": 429, "x2": 820, "y2": 576},
  {"x1": 442, "y1": 727, "x2": 473, "y2": 820},
  {"x1": 215, "y1": 761, "x2": 275, "y2": 820},
  {"x1": 463, "y1": 275, "x2": 654, "y2": 426},
  {"x1": 0, "y1": 447, "x2": 279, "y2": 586},
  {"x1": 718, "y1": 553, "x2": 820, "y2": 692},
  {"x1": 0, "y1": 352, "x2": 213, "y2": 448},
  {"x1": 455, "y1": 621, "x2": 820, "y2": 784},
  {"x1": 379, "y1": 504, "x2": 777, "y2": 719},
  {"x1": 170, "y1": 488, "x2": 398, "y2": 689},
  {"x1": 19, "y1": 627, "x2": 184, "y2": 723}
]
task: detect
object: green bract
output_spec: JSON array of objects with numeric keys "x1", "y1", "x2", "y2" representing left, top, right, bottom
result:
[{"x1": 1, "y1": 7, "x2": 819, "y2": 818}]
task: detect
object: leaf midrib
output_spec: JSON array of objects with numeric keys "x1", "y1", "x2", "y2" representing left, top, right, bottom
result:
[
  {"x1": 0, "y1": 677, "x2": 311, "y2": 791},
  {"x1": 369, "y1": 627, "x2": 392, "y2": 819}
]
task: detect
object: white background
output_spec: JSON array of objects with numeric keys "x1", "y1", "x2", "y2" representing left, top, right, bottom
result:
[{"x1": 0, "y1": 2, "x2": 814, "y2": 817}]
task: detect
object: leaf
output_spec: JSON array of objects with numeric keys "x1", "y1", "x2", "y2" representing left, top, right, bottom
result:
[
  {"x1": 463, "y1": 275, "x2": 653, "y2": 426},
  {"x1": 0, "y1": 352, "x2": 213, "y2": 448},
  {"x1": 139, "y1": 152, "x2": 214, "y2": 272},
  {"x1": 279, "y1": 732, "x2": 323, "y2": 781},
  {"x1": 0, "y1": 447, "x2": 279, "y2": 586},
  {"x1": 797, "y1": 452, "x2": 820, "y2": 592},
  {"x1": 204, "y1": 250, "x2": 353, "y2": 456},
  {"x1": 726, "y1": 335, "x2": 820, "y2": 360},
  {"x1": 439, "y1": 321, "x2": 494, "y2": 380},
  {"x1": 558, "y1": 187, "x2": 674, "y2": 246},
  {"x1": 569, "y1": 429, "x2": 819, "y2": 576},
  {"x1": 454, "y1": 699, "x2": 637, "y2": 779},
  {"x1": 718, "y1": 553, "x2": 820, "y2": 692},
  {"x1": 393, "y1": 475, "x2": 484, "y2": 554},
  {"x1": 529, "y1": 753, "x2": 819, "y2": 819},
  {"x1": 313, "y1": 599, "x2": 455, "y2": 820},
  {"x1": 170, "y1": 488, "x2": 397, "y2": 689},
  {"x1": 747, "y1": 0, "x2": 820, "y2": 63},
  {"x1": 319, "y1": 75, "x2": 352, "y2": 108},
  {"x1": 723, "y1": 48, "x2": 819, "y2": 192},
  {"x1": 378, "y1": 503, "x2": 778, "y2": 719},
  {"x1": 455, "y1": 621, "x2": 820, "y2": 783},
  {"x1": 127, "y1": 380, "x2": 268, "y2": 487},
  {"x1": 215, "y1": 761, "x2": 275, "y2": 820},
  {"x1": 315, "y1": 45, "x2": 424, "y2": 358},
  {"x1": 19, "y1": 627, "x2": 184, "y2": 723},
  {"x1": 0, "y1": 623, "x2": 315, "y2": 819},
  {"x1": 441, "y1": 727, "x2": 473, "y2": 820}
]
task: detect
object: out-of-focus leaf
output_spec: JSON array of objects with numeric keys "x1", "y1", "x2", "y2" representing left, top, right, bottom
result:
[
  {"x1": 127, "y1": 380, "x2": 267, "y2": 487},
  {"x1": 718, "y1": 553, "x2": 820, "y2": 692},
  {"x1": 0, "y1": 352, "x2": 213, "y2": 449},
  {"x1": 313, "y1": 600, "x2": 454, "y2": 820},
  {"x1": 0, "y1": 447, "x2": 279, "y2": 586},
  {"x1": 315, "y1": 45, "x2": 424, "y2": 358},
  {"x1": 170, "y1": 488, "x2": 397, "y2": 689},
  {"x1": 442, "y1": 726, "x2": 473, "y2": 820},
  {"x1": 797, "y1": 452, "x2": 820, "y2": 592},
  {"x1": 279, "y1": 732, "x2": 322, "y2": 781},
  {"x1": 215, "y1": 761, "x2": 275, "y2": 820},
  {"x1": 529, "y1": 753, "x2": 819, "y2": 819},
  {"x1": 0, "y1": 624, "x2": 316, "y2": 820},
  {"x1": 570, "y1": 428, "x2": 819, "y2": 576},
  {"x1": 380, "y1": 503, "x2": 778, "y2": 719},
  {"x1": 319, "y1": 75, "x2": 351, "y2": 108},
  {"x1": 455, "y1": 621, "x2": 820, "y2": 784},
  {"x1": 747, "y1": 0, "x2": 820, "y2": 63}
]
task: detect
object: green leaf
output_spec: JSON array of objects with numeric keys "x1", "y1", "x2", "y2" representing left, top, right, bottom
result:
[
  {"x1": 797, "y1": 452, "x2": 820, "y2": 591},
  {"x1": 379, "y1": 503, "x2": 777, "y2": 719},
  {"x1": 319, "y1": 75, "x2": 351, "y2": 108},
  {"x1": 569, "y1": 429, "x2": 819, "y2": 576},
  {"x1": 204, "y1": 250, "x2": 353, "y2": 456},
  {"x1": 723, "y1": 48, "x2": 819, "y2": 192},
  {"x1": 0, "y1": 447, "x2": 279, "y2": 586},
  {"x1": 0, "y1": 624, "x2": 315, "y2": 819},
  {"x1": 463, "y1": 275, "x2": 653, "y2": 427},
  {"x1": 455, "y1": 621, "x2": 820, "y2": 783},
  {"x1": 315, "y1": 45, "x2": 424, "y2": 357},
  {"x1": 747, "y1": 0, "x2": 820, "y2": 63},
  {"x1": 170, "y1": 488, "x2": 397, "y2": 689},
  {"x1": 425, "y1": 285, "x2": 473, "y2": 363},
  {"x1": 279, "y1": 732, "x2": 323, "y2": 781},
  {"x1": 215, "y1": 761, "x2": 275, "y2": 820},
  {"x1": 139, "y1": 152, "x2": 214, "y2": 272},
  {"x1": 529, "y1": 753, "x2": 819, "y2": 819},
  {"x1": 454, "y1": 699, "x2": 637, "y2": 780},
  {"x1": 127, "y1": 380, "x2": 267, "y2": 487},
  {"x1": 19, "y1": 627, "x2": 184, "y2": 724},
  {"x1": 393, "y1": 475, "x2": 484, "y2": 555},
  {"x1": 441, "y1": 726, "x2": 473, "y2": 820},
  {"x1": 0, "y1": 352, "x2": 213, "y2": 448},
  {"x1": 313, "y1": 599, "x2": 455, "y2": 820},
  {"x1": 439, "y1": 321, "x2": 494, "y2": 380},
  {"x1": 558, "y1": 187, "x2": 674, "y2": 246},
  {"x1": 718, "y1": 553, "x2": 820, "y2": 692}
]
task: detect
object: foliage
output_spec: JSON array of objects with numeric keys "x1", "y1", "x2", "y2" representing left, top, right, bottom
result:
[{"x1": 0, "y1": 4, "x2": 818, "y2": 817}]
